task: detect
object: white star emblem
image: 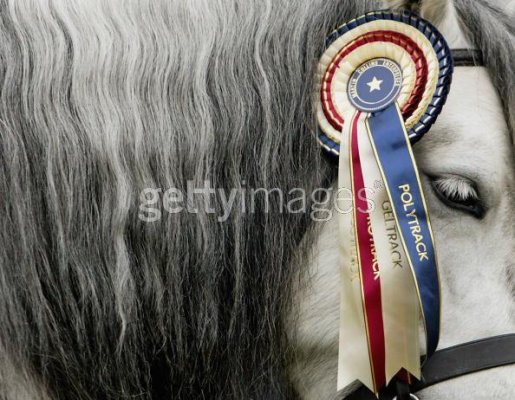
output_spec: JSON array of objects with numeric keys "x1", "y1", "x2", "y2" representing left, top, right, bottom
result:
[{"x1": 367, "y1": 76, "x2": 383, "y2": 92}]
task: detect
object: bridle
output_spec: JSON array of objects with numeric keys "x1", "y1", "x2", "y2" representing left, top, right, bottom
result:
[
  {"x1": 343, "y1": 335, "x2": 515, "y2": 399},
  {"x1": 341, "y1": 49, "x2": 515, "y2": 400}
]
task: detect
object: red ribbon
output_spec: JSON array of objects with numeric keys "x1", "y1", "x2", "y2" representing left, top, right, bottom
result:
[{"x1": 350, "y1": 112, "x2": 386, "y2": 391}]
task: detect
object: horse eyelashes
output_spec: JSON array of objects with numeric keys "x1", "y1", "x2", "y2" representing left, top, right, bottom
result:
[{"x1": 429, "y1": 175, "x2": 486, "y2": 219}]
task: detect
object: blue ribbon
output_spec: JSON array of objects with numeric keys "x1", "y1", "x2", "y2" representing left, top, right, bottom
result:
[{"x1": 367, "y1": 104, "x2": 440, "y2": 356}]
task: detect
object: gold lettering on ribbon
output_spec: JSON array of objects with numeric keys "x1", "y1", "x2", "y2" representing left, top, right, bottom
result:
[
  {"x1": 365, "y1": 214, "x2": 380, "y2": 281},
  {"x1": 398, "y1": 184, "x2": 429, "y2": 262},
  {"x1": 382, "y1": 201, "x2": 404, "y2": 269}
]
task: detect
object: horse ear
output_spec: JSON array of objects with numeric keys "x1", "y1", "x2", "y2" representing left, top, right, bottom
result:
[
  {"x1": 383, "y1": 0, "x2": 420, "y2": 12},
  {"x1": 384, "y1": 0, "x2": 450, "y2": 26},
  {"x1": 417, "y1": 0, "x2": 451, "y2": 25},
  {"x1": 384, "y1": 0, "x2": 475, "y2": 51}
]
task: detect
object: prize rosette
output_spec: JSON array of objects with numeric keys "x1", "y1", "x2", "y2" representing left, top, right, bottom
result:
[
  {"x1": 316, "y1": 10, "x2": 452, "y2": 154},
  {"x1": 314, "y1": 11, "x2": 453, "y2": 396}
]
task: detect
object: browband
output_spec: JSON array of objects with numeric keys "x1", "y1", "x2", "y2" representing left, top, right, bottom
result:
[
  {"x1": 341, "y1": 334, "x2": 515, "y2": 400},
  {"x1": 451, "y1": 49, "x2": 484, "y2": 66}
]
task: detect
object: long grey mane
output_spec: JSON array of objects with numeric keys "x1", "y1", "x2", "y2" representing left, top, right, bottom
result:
[{"x1": 0, "y1": 1, "x2": 512, "y2": 400}]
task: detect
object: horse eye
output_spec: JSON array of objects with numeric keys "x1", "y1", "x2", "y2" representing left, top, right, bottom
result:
[{"x1": 429, "y1": 175, "x2": 486, "y2": 219}]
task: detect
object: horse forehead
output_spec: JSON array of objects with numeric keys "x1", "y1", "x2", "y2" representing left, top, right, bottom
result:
[
  {"x1": 416, "y1": 67, "x2": 511, "y2": 180},
  {"x1": 438, "y1": 68, "x2": 507, "y2": 148}
]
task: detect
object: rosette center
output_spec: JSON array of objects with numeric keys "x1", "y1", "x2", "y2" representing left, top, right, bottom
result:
[{"x1": 348, "y1": 58, "x2": 403, "y2": 113}]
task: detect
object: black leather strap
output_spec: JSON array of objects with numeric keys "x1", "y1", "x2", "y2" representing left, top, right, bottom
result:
[
  {"x1": 451, "y1": 49, "x2": 484, "y2": 66},
  {"x1": 340, "y1": 334, "x2": 515, "y2": 400}
]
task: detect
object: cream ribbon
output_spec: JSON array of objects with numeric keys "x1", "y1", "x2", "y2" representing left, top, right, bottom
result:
[
  {"x1": 337, "y1": 112, "x2": 374, "y2": 392},
  {"x1": 337, "y1": 112, "x2": 422, "y2": 393}
]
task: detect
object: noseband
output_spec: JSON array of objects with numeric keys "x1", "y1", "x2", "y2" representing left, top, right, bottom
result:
[{"x1": 342, "y1": 49, "x2": 515, "y2": 400}]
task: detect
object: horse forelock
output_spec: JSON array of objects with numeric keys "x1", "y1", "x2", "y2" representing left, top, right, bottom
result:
[
  {"x1": 453, "y1": 0, "x2": 515, "y2": 137},
  {"x1": 389, "y1": 0, "x2": 514, "y2": 135}
]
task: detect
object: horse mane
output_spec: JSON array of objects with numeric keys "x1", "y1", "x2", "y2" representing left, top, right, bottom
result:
[
  {"x1": 0, "y1": 0, "x2": 512, "y2": 399},
  {"x1": 0, "y1": 0, "x2": 366, "y2": 398}
]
